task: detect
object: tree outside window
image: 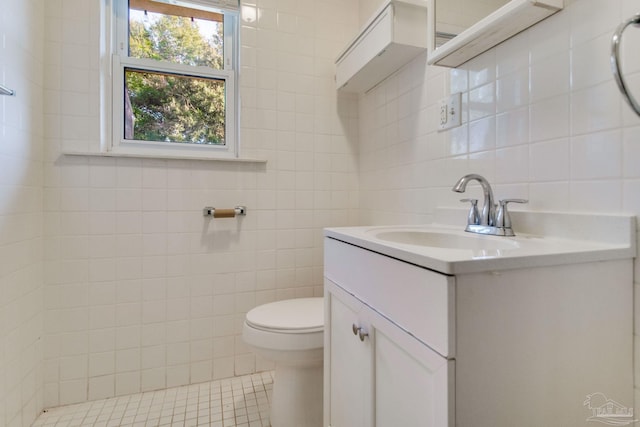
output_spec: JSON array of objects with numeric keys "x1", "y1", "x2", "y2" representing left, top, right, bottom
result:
[{"x1": 125, "y1": 7, "x2": 226, "y2": 145}]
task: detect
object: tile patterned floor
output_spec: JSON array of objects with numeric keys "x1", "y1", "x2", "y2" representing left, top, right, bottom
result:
[{"x1": 32, "y1": 372, "x2": 273, "y2": 427}]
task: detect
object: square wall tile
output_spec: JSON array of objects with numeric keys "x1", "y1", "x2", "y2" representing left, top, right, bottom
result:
[{"x1": 570, "y1": 130, "x2": 622, "y2": 180}]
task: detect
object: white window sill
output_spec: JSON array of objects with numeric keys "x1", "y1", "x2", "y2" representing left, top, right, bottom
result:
[{"x1": 62, "y1": 150, "x2": 267, "y2": 164}]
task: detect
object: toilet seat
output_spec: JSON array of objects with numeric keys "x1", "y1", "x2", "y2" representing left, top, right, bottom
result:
[
  {"x1": 245, "y1": 298, "x2": 324, "y2": 334},
  {"x1": 243, "y1": 298, "x2": 324, "y2": 353}
]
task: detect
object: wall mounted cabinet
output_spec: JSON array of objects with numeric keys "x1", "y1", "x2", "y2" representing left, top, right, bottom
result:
[
  {"x1": 428, "y1": 0, "x2": 563, "y2": 67},
  {"x1": 335, "y1": 0, "x2": 429, "y2": 93}
]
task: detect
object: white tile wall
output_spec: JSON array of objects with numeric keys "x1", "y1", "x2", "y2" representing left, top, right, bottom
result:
[
  {"x1": 41, "y1": 0, "x2": 359, "y2": 408},
  {"x1": 0, "y1": 1, "x2": 45, "y2": 426},
  {"x1": 357, "y1": 0, "x2": 640, "y2": 411}
]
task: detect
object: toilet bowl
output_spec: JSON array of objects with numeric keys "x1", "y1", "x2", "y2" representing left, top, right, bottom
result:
[{"x1": 242, "y1": 297, "x2": 324, "y2": 427}]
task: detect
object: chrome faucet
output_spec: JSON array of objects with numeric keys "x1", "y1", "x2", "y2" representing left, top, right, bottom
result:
[
  {"x1": 452, "y1": 174, "x2": 496, "y2": 227},
  {"x1": 452, "y1": 174, "x2": 527, "y2": 236}
]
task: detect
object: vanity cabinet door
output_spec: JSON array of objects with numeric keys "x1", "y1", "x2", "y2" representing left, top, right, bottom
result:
[
  {"x1": 373, "y1": 307, "x2": 454, "y2": 427},
  {"x1": 325, "y1": 279, "x2": 454, "y2": 427},
  {"x1": 326, "y1": 285, "x2": 374, "y2": 427}
]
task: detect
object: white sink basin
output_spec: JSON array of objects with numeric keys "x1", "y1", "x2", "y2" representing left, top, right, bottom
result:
[
  {"x1": 325, "y1": 214, "x2": 635, "y2": 275},
  {"x1": 372, "y1": 230, "x2": 519, "y2": 251}
]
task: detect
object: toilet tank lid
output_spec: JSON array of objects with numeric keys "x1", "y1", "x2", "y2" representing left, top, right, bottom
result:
[{"x1": 246, "y1": 298, "x2": 324, "y2": 331}]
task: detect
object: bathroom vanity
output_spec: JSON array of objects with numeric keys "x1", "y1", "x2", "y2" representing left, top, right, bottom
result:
[{"x1": 323, "y1": 210, "x2": 635, "y2": 427}]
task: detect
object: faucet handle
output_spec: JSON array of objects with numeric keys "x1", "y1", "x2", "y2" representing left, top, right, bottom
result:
[
  {"x1": 496, "y1": 199, "x2": 528, "y2": 228},
  {"x1": 460, "y1": 198, "x2": 480, "y2": 225}
]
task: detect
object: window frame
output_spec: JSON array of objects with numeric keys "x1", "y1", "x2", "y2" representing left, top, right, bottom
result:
[{"x1": 109, "y1": 0, "x2": 239, "y2": 159}]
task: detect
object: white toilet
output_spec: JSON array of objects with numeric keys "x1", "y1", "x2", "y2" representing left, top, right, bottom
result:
[{"x1": 242, "y1": 297, "x2": 324, "y2": 427}]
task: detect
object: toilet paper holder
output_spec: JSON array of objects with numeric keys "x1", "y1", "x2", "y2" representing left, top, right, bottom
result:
[{"x1": 203, "y1": 206, "x2": 247, "y2": 218}]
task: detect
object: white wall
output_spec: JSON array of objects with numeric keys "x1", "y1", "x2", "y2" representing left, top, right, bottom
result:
[
  {"x1": 41, "y1": 0, "x2": 359, "y2": 407},
  {"x1": 357, "y1": 0, "x2": 640, "y2": 410},
  {"x1": 0, "y1": 1, "x2": 45, "y2": 426}
]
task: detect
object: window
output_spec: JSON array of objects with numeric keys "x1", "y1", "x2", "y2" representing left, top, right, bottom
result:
[{"x1": 110, "y1": 0, "x2": 239, "y2": 158}]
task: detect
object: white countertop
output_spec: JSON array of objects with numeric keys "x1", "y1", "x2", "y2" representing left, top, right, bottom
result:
[{"x1": 324, "y1": 210, "x2": 636, "y2": 275}]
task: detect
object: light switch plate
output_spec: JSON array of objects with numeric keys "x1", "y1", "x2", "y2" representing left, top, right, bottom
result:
[{"x1": 438, "y1": 92, "x2": 461, "y2": 131}]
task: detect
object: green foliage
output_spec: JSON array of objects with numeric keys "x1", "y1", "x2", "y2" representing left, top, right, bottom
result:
[{"x1": 126, "y1": 16, "x2": 226, "y2": 145}]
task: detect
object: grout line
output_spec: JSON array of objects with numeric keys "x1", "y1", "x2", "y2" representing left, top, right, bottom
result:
[{"x1": 33, "y1": 373, "x2": 273, "y2": 427}]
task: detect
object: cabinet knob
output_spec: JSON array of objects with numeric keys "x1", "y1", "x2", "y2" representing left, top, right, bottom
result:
[{"x1": 352, "y1": 324, "x2": 369, "y2": 341}]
